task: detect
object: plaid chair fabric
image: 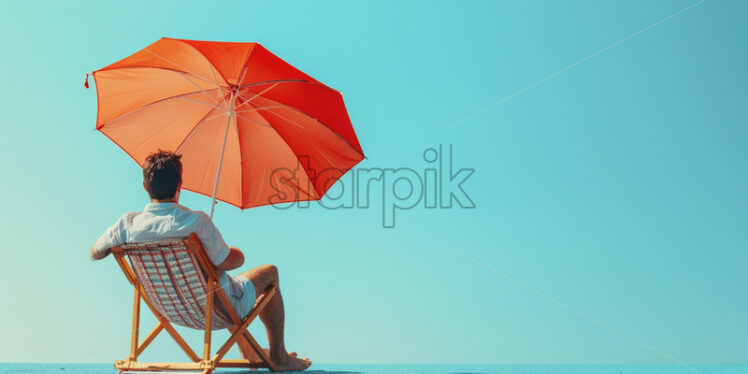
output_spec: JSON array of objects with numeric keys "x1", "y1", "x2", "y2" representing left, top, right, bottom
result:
[{"x1": 123, "y1": 240, "x2": 233, "y2": 330}]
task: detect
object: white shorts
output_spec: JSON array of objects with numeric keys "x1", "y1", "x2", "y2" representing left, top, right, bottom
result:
[{"x1": 224, "y1": 274, "x2": 257, "y2": 318}]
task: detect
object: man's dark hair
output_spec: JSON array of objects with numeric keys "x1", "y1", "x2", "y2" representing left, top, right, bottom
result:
[{"x1": 143, "y1": 150, "x2": 182, "y2": 200}]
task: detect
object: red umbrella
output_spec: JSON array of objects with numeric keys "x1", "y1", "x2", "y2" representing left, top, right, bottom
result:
[{"x1": 91, "y1": 38, "x2": 364, "y2": 216}]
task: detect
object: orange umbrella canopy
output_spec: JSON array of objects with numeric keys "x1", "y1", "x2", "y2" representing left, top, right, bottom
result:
[{"x1": 93, "y1": 38, "x2": 364, "y2": 212}]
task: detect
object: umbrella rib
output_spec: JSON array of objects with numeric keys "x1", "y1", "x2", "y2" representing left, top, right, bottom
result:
[
  {"x1": 96, "y1": 65, "x2": 224, "y2": 110},
  {"x1": 234, "y1": 105, "x2": 287, "y2": 115},
  {"x1": 101, "y1": 36, "x2": 226, "y2": 87},
  {"x1": 174, "y1": 95, "x2": 225, "y2": 110},
  {"x1": 257, "y1": 107, "x2": 306, "y2": 129},
  {"x1": 174, "y1": 40, "x2": 231, "y2": 90},
  {"x1": 240, "y1": 94, "x2": 364, "y2": 158},
  {"x1": 236, "y1": 99, "x2": 363, "y2": 198},
  {"x1": 234, "y1": 110, "x2": 319, "y2": 200},
  {"x1": 257, "y1": 108, "x2": 339, "y2": 169},
  {"x1": 234, "y1": 44, "x2": 257, "y2": 88},
  {"x1": 244, "y1": 100, "x2": 329, "y2": 197},
  {"x1": 238, "y1": 79, "x2": 333, "y2": 91},
  {"x1": 258, "y1": 106, "x2": 363, "y2": 177},
  {"x1": 211, "y1": 107, "x2": 282, "y2": 126},
  {"x1": 175, "y1": 100, "x2": 227, "y2": 154},
  {"x1": 233, "y1": 82, "x2": 279, "y2": 112},
  {"x1": 98, "y1": 88, "x2": 221, "y2": 128},
  {"x1": 233, "y1": 112, "x2": 275, "y2": 130},
  {"x1": 175, "y1": 68, "x2": 226, "y2": 105},
  {"x1": 98, "y1": 65, "x2": 222, "y2": 88}
]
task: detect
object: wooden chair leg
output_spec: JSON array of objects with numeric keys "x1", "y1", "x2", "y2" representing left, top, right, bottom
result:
[
  {"x1": 162, "y1": 322, "x2": 200, "y2": 361},
  {"x1": 203, "y1": 281, "x2": 214, "y2": 365},
  {"x1": 210, "y1": 286, "x2": 279, "y2": 372},
  {"x1": 135, "y1": 284, "x2": 200, "y2": 362},
  {"x1": 135, "y1": 322, "x2": 163, "y2": 357},
  {"x1": 129, "y1": 285, "x2": 141, "y2": 361},
  {"x1": 212, "y1": 320, "x2": 254, "y2": 363}
]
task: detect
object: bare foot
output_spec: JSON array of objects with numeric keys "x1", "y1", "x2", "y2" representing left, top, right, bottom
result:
[
  {"x1": 241, "y1": 348, "x2": 297, "y2": 361},
  {"x1": 272, "y1": 354, "x2": 311, "y2": 372}
]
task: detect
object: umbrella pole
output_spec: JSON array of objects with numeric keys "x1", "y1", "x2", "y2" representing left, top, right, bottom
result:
[{"x1": 209, "y1": 90, "x2": 237, "y2": 219}]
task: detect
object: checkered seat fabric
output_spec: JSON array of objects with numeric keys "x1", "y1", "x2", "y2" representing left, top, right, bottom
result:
[{"x1": 122, "y1": 240, "x2": 234, "y2": 330}]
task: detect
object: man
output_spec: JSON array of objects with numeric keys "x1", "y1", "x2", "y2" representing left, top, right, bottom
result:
[{"x1": 91, "y1": 150, "x2": 311, "y2": 372}]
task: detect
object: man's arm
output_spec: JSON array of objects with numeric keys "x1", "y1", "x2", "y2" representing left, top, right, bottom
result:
[
  {"x1": 195, "y1": 211, "x2": 245, "y2": 270},
  {"x1": 216, "y1": 246, "x2": 244, "y2": 270},
  {"x1": 91, "y1": 245, "x2": 111, "y2": 260},
  {"x1": 91, "y1": 213, "x2": 128, "y2": 261}
]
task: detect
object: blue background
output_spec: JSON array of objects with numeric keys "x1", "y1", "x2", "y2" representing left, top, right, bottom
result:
[{"x1": 0, "y1": 0, "x2": 746, "y2": 366}]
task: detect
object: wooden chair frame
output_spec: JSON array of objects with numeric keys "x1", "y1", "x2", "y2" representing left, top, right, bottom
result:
[{"x1": 111, "y1": 233, "x2": 279, "y2": 373}]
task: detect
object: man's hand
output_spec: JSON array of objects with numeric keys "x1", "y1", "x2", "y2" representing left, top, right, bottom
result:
[
  {"x1": 216, "y1": 246, "x2": 244, "y2": 271},
  {"x1": 91, "y1": 245, "x2": 110, "y2": 260}
]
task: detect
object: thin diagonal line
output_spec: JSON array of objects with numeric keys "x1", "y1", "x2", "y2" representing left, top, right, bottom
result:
[
  {"x1": 175, "y1": 101, "x2": 226, "y2": 154},
  {"x1": 98, "y1": 88, "x2": 221, "y2": 127},
  {"x1": 176, "y1": 39, "x2": 229, "y2": 89},
  {"x1": 235, "y1": 112, "x2": 274, "y2": 129},
  {"x1": 271, "y1": 247, "x2": 308, "y2": 263},
  {"x1": 175, "y1": 95, "x2": 227, "y2": 110},
  {"x1": 243, "y1": 94, "x2": 364, "y2": 157},
  {"x1": 445, "y1": 0, "x2": 705, "y2": 129},
  {"x1": 233, "y1": 82, "x2": 280, "y2": 112},
  {"x1": 234, "y1": 105, "x2": 287, "y2": 114},
  {"x1": 176, "y1": 69, "x2": 225, "y2": 104},
  {"x1": 42, "y1": 0, "x2": 220, "y2": 87},
  {"x1": 259, "y1": 108, "x2": 306, "y2": 129},
  {"x1": 445, "y1": 245, "x2": 703, "y2": 374},
  {"x1": 235, "y1": 44, "x2": 257, "y2": 90},
  {"x1": 234, "y1": 108, "x2": 322, "y2": 199},
  {"x1": 238, "y1": 79, "x2": 333, "y2": 91}
]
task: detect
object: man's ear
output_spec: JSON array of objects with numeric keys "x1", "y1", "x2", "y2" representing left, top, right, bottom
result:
[{"x1": 143, "y1": 181, "x2": 148, "y2": 193}]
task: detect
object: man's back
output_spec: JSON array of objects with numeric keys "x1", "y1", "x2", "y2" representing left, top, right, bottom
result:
[
  {"x1": 93, "y1": 202, "x2": 250, "y2": 299},
  {"x1": 93, "y1": 202, "x2": 230, "y2": 266}
]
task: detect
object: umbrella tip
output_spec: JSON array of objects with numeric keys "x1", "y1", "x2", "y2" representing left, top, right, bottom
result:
[{"x1": 84, "y1": 73, "x2": 90, "y2": 89}]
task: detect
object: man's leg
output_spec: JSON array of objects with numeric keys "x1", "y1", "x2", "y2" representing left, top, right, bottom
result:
[{"x1": 230, "y1": 264, "x2": 311, "y2": 372}]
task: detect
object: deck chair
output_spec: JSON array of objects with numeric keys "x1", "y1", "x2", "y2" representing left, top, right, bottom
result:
[{"x1": 111, "y1": 233, "x2": 279, "y2": 373}]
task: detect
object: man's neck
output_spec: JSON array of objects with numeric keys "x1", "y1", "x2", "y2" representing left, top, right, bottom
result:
[{"x1": 150, "y1": 198, "x2": 178, "y2": 204}]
